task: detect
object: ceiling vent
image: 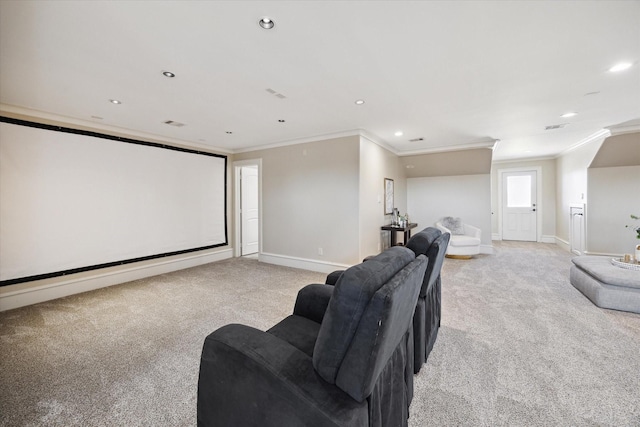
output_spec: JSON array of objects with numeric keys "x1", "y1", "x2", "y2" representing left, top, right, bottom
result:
[
  {"x1": 409, "y1": 137, "x2": 424, "y2": 142},
  {"x1": 545, "y1": 123, "x2": 568, "y2": 130},
  {"x1": 163, "y1": 120, "x2": 185, "y2": 127},
  {"x1": 266, "y1": 88, "x2": 287, "y2": 99}
]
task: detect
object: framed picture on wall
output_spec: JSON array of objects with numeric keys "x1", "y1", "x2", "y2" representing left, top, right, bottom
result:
[{"x1": 384, "y1": 178, "x2": 394, "y2": 214}]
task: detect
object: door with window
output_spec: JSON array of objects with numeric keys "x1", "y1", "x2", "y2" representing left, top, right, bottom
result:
[{"x1": 502, "y1": 171, "x2": 537, "y2": 241}]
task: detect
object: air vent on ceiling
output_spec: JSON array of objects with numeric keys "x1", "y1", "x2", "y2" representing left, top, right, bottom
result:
[
  {"x1": 266, "y1": 88, "x2": 287, "y2": 99},
  {"x1": 163, "y1": 120, "x2": 185, "y2": 127},
  {"x1": 409, "y1": 137, "x2": 424, "y2": 142},
  {"x1": 545, "y1": 123, "x2": 568, "y2": 130}
]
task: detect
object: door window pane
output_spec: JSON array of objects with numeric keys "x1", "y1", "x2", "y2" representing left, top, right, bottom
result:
[{"x1": 507, "y1": 175, "x2": 531, "y2": 207}]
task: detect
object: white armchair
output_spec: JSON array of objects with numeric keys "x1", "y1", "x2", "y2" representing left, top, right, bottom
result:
[{"x1": 435, "y1": 218, "x2": 481, "y2": 258}]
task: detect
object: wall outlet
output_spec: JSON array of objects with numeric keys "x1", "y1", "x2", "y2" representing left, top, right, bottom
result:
[{"x1": 318, "y1": 247, "x2": 323, "y2": 256}]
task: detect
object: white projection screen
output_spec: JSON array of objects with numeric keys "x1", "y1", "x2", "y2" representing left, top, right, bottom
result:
[{"x1": 0, "y1": 118, "x2": 227, "y2": 286}]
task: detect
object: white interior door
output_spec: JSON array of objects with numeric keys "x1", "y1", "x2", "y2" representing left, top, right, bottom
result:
[
  {"x1": 240, "y1": 166, "x2": 259, "y2": 255},
  {"x1": 502, "y1": 171, "x2": 537, "y2": 241}
]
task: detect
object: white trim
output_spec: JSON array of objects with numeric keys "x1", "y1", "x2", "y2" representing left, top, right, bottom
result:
[
  {"x1": 492, "y1": 155, "x2": 556, "y2": 164},
  {"x1": 584, "y1": 251, "x2": 622, "y2": 257},
  {"x1": 233, "y1": 159, "x2": 263, "y2": 258},
  {"x1": 496, "y1": 167, "x2": 543, "y2": 242},
  {"x1": 397, "y1": 139, "x2": 497, "y2": 157},
  {"x1": 0, "y1": 249, "x2": 233, "y2": 312},
  {"x1": 492, "y1": 233, "x2": 502, "y2": 241},
  {"x1": 540, "y1": 235, "x2": 556, "y2": 244},
  {"x1": 259, "y1": 252, "x2": 351, "y2": 274},
  {"x1": 233, "y1": 129, "x2": 367, "y2": 154},
  {"x1": 557, "y1": 128, "x2": 610, "y2": 157},
  {"x1": 606, "y1": 120, "x2": 640, "y2": 136},
  {"x1": 0, "y1": 103, "x2": 231, "y2": 154},
  {"x1": 480, "y1": 244, "x2": 494, "y2": 254},
  {"x1": 556, "y1": 237, "x2": 570, "y2": 252}
]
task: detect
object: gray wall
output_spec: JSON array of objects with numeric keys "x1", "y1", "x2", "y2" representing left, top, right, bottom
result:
[
  {"x1": 407, "y1": 174, "x2": 492, "y2": 248},
  {"x1": 359, "y1": 136, "x2": 406, "y2": 257},
  {"x1": 234, "y1": 136, "x2": 361, "y2": 265},
  {"x1": 587, "y1": 165, "x2": 640, "y2": 255},
  {"x1": 403, "y1": 148, "x2": 493, "y2": 250},
  {"x1": 586, "y1": 131, "x2": 640, "y2": 255}
]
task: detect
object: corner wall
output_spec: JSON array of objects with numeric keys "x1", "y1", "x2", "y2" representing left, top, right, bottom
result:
[
  {"x1": 403, "y1": 148, "x2": 493, "y2": 252},
  {"x1": 555, "y1": 134, "x2": 607, "y2": 249},
  {"x1": 358, "y1": 136, "x2": 406, "y2": 259},
  {"x1": 234, "y1": 136, "x2": 361, "y2": 269}
]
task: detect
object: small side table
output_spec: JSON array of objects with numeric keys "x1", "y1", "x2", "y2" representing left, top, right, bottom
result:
[{"x1": 381, "y1": 223, "x2": 418, "y2": 246}]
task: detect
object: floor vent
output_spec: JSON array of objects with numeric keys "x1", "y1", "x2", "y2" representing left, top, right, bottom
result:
[{"x1": 163, "y1": 120, "x2": 185, "y2": 127}]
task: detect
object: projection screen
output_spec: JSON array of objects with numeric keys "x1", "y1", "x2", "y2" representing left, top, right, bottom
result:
[{"x1": 0, "y1": 117, "x2": 227, "y2": 286}]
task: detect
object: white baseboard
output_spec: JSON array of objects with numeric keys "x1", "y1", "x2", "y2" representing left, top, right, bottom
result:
[
  {"x1": 0, "y1": 248, "x2": 233, "y2": 312},
  {"x1": 540, "y1": 235, "x2": 556, "y2": 244},
  {"x1": 584, "y1": 251, "x2": 622, "y2": 257},
  {"x1": 259, "y1": 252, "x2": 351, "y2": 274},
  {"x1": 555, "y1": 237, "x2": 570, "y2": 252},
  {"x1": 480, "y1": 244, "x2": 494, "y2": 254},
  {"x1": 492, "y1": 233, "x2": 502, "y2": 241}
]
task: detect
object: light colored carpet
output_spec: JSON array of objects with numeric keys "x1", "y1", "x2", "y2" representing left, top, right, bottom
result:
[{"x1": 1, "y1": 241, "x2": 639, "y2": 426}]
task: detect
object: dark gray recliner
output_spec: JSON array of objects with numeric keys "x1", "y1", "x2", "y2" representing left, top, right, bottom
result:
[
  {"x1": 324, "y1": 227, "x2": 449, "y2": 374},
  {"x1": 405, "y1": 229, "x2": 450, "y2": 372},
  {"x1": 197, "y1": 246, "x2": 428, "y2": 427}
]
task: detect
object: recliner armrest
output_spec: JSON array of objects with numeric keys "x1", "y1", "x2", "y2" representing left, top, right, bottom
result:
[
  {"x1": 325, "y1": 270, "x2": 344, "y2": 286},
  {"x1": 198, "y1": 324, "x2": 366, "y2": 427},
  {"x1": 293, "y1": 284, "x2": 334, "y2": 324}
]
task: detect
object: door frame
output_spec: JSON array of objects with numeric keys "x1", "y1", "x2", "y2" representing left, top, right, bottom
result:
[
  {"x1": 233, "y1": 159, "x2": 262, "y2": 258},
  {"x1": 497, "y1": 166, "x2": 542, "y2": 242}
]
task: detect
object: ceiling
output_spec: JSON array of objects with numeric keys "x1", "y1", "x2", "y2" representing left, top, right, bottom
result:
[{"x1": 1, "y1": 1, "x2": 638, "y2": 161}]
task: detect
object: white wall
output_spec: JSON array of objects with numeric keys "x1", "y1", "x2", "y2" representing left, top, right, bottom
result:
[
  {"x1": 555, "y1": 135, "x2": 607, "y2": 248},
  {"x1": 407, "y1": 174, "x2": 492, "y2": 251}
]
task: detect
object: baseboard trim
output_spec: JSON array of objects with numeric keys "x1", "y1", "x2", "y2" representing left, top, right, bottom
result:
[
  {"x1": 540, "y1": 235, "x2": 556, "y2": 244},
  {"x1": 259, "y1": 252, "x2": 351, "y2": 274},
  {"x1": 0, "y1": 248, "x2": 233, "y2": 312},
  {"x1": 584, "y1": 251, "x2": 622, "y2": 257},
  {"x1": 492, "y1": 233, "x2": 502, "y2": 241},
  {"x1": 555, "y1": 237, "x2": 570, "y2": 252}
]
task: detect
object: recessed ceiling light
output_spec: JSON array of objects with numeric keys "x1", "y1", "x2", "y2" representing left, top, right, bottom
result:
[
  {"x1": 561, "y1": 112, "x2": 577, "y2": 118},
  {"x1": 109, "y1": 99, "x2": 121, "y2": 104},
  {"x1": 162, "y1": 71, "x2": 176, "y2": 78},
  {"x1": 609, "y1": 62, "x2": 632, "y2": 72},
  {"x1": 394, "y1": 131, "x2": 403, "y2": 137},
  {"x1": 355, "y1": 99, "x2": 365, "y2": 105},
  {"x1": 278, "y1": 119, "x2": 285, "y2": 123},
  {"x1": 259, "y1": 17, "x2": 275, "y2": 29}
]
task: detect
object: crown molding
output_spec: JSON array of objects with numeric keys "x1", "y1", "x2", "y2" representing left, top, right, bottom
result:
[
  {"x1": 232, "y1": 129, "x2": 368, "y2": 154},
  {"x1": 606, "y1": 119, "x2": 640, "y2": 136},
  {"x1": 396, "y1": 139, "x2": 497, "y2": 157},
  {"x1": 556, "y1": 128, "x2": 610, "y2": 157},
  {"x1": 0, "y1": 104, "x2": 232, "y2": 155}
]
